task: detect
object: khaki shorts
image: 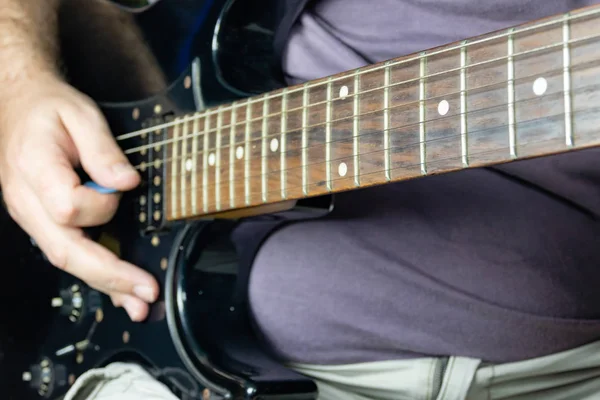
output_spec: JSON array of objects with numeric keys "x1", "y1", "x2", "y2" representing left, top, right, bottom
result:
[
  {"x1": 66, "y1": 339, "x2": 600, "y2": 399},
  {"x1": 291, "y1": 339, "x2": 600, "y2": 399}
]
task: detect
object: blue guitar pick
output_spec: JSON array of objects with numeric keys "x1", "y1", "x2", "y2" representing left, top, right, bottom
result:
[{"x1": 84, "y1": 181, "x2": 118, "y2": 194}]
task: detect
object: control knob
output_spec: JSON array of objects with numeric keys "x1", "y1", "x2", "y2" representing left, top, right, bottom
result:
[
  {"x1": 22, "y1": 357, "x2": 67, "y2": 398},
  {"x1": 51, "y1": 284, "x2": 102, "y2": 323}
]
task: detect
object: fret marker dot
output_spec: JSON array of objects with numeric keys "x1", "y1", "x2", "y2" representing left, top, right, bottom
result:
[
  {"x1": 236, "y1": 146, "x2": 244, "y2": 160},
  {"x1": 533, "y1": 77, "x2": 548, "y2": 96},
  {"x1": 270, "y1": 138, "x2": 279, "y2": 152},
  {"x1": 208, "y1": 153, "x2": 216, "y2": 166},
  {"x1": 339, "y1": 86, "x2": 349, "y2": 99},
  {"x1": 185, "y1": 158, "x2": 193, "y2": 171},
  {"x1": 437, "y1": 100, "x2": 450, "y2": 116},
  {"x1": 338, "y1": 162, "x2": 348, "y2": 177}
]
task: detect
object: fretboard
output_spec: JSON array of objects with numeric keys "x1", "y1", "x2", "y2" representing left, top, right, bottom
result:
[{"x1": 157, "y1": 5, "x2": 600, "y2": 221}]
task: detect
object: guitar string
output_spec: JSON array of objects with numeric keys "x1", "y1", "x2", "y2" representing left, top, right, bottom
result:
[
  {"x1": 113, "y1": 10, "x2": 599, "y2": 144},
  {"x1": 159, "y1": 95, "x2": 596, "y2": 198},
  {"x1": 177, "y1": 134, "x2": 593, "y2": 215},
  {"x1": 118, "y1": 32, "x2": 591, "y2": 146},
  {"x1": 126, "y1": 60, "x2": 587, "y2": 161},
  {"x1": 136, "y1": 77, "x2": 599, "y2": 175},
  {"x1": 119, "y1": 31, "x2": 598, "y2": 157},
  {"x1": 163, "y1": 106, "x2": 589, "y2": 194},
  {"x1": 115, "y1": 9, "x2": 597, "y2": 142},
  {"x1": 157, "y1": 104, "x2": 598, "y2": 203}
]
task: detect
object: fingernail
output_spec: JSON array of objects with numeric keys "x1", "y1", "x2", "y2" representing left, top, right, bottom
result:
[
  {"x1": 134, "y1": 285, "x2": 156, "y2": 303},
  {"x1": 122, "y1": 298, "x2": 143, "y2": 321},
  {"x1": 112, "y1": 162, "x2": 138, "y2": 178}
]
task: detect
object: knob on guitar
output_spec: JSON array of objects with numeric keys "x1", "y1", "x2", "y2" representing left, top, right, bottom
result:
[
  {"x1": 21, "y1": 357, "x2": 68, "y2": 398},
  {"x1": 51, "y1": 284, "x2": 102, "y2": 323}
]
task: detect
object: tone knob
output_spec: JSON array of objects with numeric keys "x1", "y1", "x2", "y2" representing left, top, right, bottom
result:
[
  {"x1": 51, "y1": 284, "x2": 101, "y2": 323},
  {"x1": 22, "y1": 357, "x2": 67, "y2": 398}
]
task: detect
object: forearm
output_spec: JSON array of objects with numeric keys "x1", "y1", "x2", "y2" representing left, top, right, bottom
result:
[
  {"x1": 59, "y1": 0, "x2": 167, "y2": 102},
  {"x1": 0, "y1": 0, "x2": 62, "y2": 84},
  {"x1": 0, "y1": 0, "x2": 166, "y2": 102}
]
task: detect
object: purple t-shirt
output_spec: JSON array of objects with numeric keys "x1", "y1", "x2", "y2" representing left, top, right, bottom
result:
[{"x1": 247, "y1": 0, "x2": 600, "y2": 365}]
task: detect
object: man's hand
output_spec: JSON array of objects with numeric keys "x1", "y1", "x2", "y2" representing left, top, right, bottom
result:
[{"x1": 0, "y1": 75, "x2": 159, "y2": 322}]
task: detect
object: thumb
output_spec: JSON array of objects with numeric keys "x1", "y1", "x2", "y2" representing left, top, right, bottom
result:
[{"x1": 60, "y1": 102, "x2": 141, "y2": 191}]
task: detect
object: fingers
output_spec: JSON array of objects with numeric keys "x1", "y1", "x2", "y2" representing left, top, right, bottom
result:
[
  {"x1": 71, "y1": 185, "x2": 121, "y2": 226},
  {"x1": 9, "y1": 183, "x2": 158, "y2": 321},
  {"x1": 58, "y1": 232, "x2": 159, "y2": 302},
  {"x1": 111, "y1": 293, "x2": 150, "y2": 322},
  {"x1": 59, "y1": 101, "x2": 140, "y2": 192},
  {"x1": 21, "y1": 142, "x2": 121, "y2": 227},
  {"x1": 0, "y1": 83, "x2": 155, "y2": 324}
]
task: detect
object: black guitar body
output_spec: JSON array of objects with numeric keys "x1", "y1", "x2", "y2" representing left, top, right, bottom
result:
[{"x1": 4, "y1": 1, "x2": 332, "y2": 399}]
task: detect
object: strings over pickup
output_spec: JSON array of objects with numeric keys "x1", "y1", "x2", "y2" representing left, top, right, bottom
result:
[{"x1": 127, "y1": 115, "x2": 169, "y2": 234}]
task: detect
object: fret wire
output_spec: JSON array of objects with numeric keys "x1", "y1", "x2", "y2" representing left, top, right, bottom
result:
[
  {"x1": 180, "y1": 118, "x2": 188, "y2": 216},
  {"x1": 325, "y1": 77, "x2": 333, "y2": 191},
  {"x1": 117, "y1": 6, "x2": 600, "y2": 144},
  {"x1": 149, "y1": 70, "x2": 593, "y2": 177},
  {"x1": 419, "y1": 53, "x2": 427, "y2": 175},
  {"x1": 191, "y1": 114, "x2": 199, "y2": 214},
  {"x1": 245, "y1": 101, "x2": 251, "y2": 205},
  {"x1": 353, "y1": 69, "x2": 360, "y2": 186},
  {"x1": 460, "y1": 41, "x2": 469, "y2": 167},
  {"x1": 202, "y1": 115, "x2": 209, "y2": 213},
  {"x1": 302, "y1": 83, "x2": 308, "y2": 195},
  {"x1": 507, "y1": 28, "x2": 517, "y2": 159},
  {"x1": 197, "y1": 134, "x2": 586, "y2": 212},
  {"x1": 261, "y1": 95, "x2": 269, "y2": 202},
  {"x1": 384, "y1": 61, "x2": 391, "y2": 181},
  {"x1": 229, "y1": 104, "x2": 237, "y2": 208},
  {"x1": 224, "y1": 34, "x2": 587, "y2": 125},
  {"x1": 167, "y1": 84, "x2": 600, "y2": 189},
  {"x1": 563, "y1": 14, "x2": 574, "y2": 147},
  {"x1": 280, "y1": 89, "x2": 288, "y2": 199},
  {"x1": 166, "y1": 102, "x2": 600, "y2": 203},
  {"x1": 170, "y1": 120, "x2": 179, "y2": 218},
  {"x1": 215, "y1": 107, "x2": 223, "y2": 211},
  {"x1": 135, "y1": 65, "x2": 557, "y2": 160},
  {"x1": 124, "y1": 32, "x2": 600, "y2": 157}
]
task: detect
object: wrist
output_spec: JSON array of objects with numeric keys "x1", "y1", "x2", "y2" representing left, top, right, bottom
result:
[
  {"x1": 0, "y1": 50, "x2": 61, "y2": 84},
  {"x1": 0, "y1": 4, "x2": 62, "y2": 94},
  {"x1": 0, "y1": 46, "x2": 64, "y2": 99}
]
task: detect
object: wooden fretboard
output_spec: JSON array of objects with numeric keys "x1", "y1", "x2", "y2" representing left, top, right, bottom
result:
[{"x1": 149, "y1": 5, "x2": 600, "y2": 221}]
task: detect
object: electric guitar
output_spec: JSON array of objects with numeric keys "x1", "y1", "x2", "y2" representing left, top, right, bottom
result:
[{"x1": 7, "y1": 1, "x2": 600, "y2": 399}]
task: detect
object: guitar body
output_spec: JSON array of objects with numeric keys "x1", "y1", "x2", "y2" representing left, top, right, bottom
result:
[{"x1": 6, "y1": 1, "x2": 329, "y2": 399}]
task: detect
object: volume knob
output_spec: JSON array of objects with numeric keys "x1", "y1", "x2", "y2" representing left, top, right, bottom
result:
[
  {"x1": 51, "y1": 284, "x2": 100, "y2": 323},
  {"x1": 22, "y1": 357, "x2": 67, "y2": 398}
]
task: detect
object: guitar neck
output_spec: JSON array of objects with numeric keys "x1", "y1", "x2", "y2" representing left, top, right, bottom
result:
[{"x1": 160, "y1": 5, "x2": 600, "y2": 221}]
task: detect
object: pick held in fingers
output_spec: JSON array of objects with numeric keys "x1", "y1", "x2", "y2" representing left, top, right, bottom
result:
[
  {"x1": 72, "y1": 184, "x2": 121, "y2": 227},
  {"x1": 59, "y1": 101, "x2": 140, "y2": 192},
  {"x1": 23, "y1": 143, "x2": 122, "y2": 227}
]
